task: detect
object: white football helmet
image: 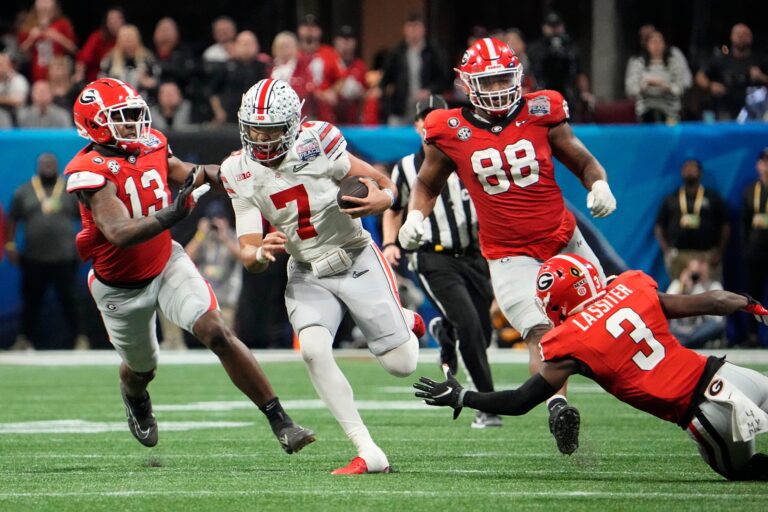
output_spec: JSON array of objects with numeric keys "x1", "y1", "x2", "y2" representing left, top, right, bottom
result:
[{"x1": 238, "y1": 78, "x2": 304, "y2": 162}]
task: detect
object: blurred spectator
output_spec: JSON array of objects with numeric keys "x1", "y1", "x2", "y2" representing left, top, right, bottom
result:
[
  {"x1": 466, "y1": 26, "x2": 489, "y2": 47},
  {"x1": 654, "y1": 159, "x2": 730, "y2": 281},
  {"x1": 202, "y1": 16, "x2": 237, "y2": 63},
  {"x1": 625, "y1": 30, "x2": 691, "y2": 123},
  {"x1": 666, "y1": 258, "x2": 725, "y2": 348},
  {"x1": 1, "y1": 11, "x2": 28, "y2": 64},
  {"x1": 48, "y1": 55, "x2": 81, "y2": 110},
  {"x1": 695, "y1": 23, "x2": 768, "y2": 120},
  {"x1": 505, "y1": 28, "x2": 536, "y2": 93},
  {"x1": 0, "y1": 51, "x2": 30, "y2": 125},
  {"x1": 209, "y1": 30, "x2": 267, "y2": 125},
  {"x1": 152, "y1": 17, "x2": 197, "y2": 98},
  {"x1": 333, "y1": 25, "x2": 368, "y2": 124},
  {"x1": 527, "y1": 12, "x2": 593, "y2": 122},
  {"x1": 149, "y1": 81, "x2": 193, "y2": 131},
  {"x1": 741, "y1": 148, "x2": 768, "y2": 345},
  {"x1": 17, "y1": 79, "x2": 70, "y2": 127},
  {"x1": 17, "y1": 0, "x2": 77, "y2": 83},
  {"x1": 5, "y1": 153, "x2": 87, "y2": 350},
  {"x1": 297, "y1": 15, "x2": 343, "y2": 122},
  {"x1": 186, "y1": 208, "x2": 242, "y2": 327},
  {"x1": 379, "y1": 14, "x2": 450, "y2": 125},
  {"x1": 75, "y1": 7, "x2": 124, "y2": 83},
  {"x1": 270, "y1": 31, "x2": 313, "y2": 103},
  {"x1": 100, "y1": 24, "x2": 158, "y2": 96}
]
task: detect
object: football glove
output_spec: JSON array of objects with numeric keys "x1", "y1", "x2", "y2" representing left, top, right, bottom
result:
[
  {"x1": 156, "y1": 166, "x2": 210, "y2": 229},
  {"x1": 739, "y1": 293, "x2": 768, "y2": 325},
  {"x1": 398, "y1": 211, "x2": 425, "y2": 250},
  {"x1": 414, "y1": 366, "x2": 465, "y2": 419},
  {"x1": 586, "y1": 180, "x2": 616, "y2": 218}
]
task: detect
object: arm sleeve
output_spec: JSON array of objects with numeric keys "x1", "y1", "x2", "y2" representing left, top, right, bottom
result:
[
  {"x1": 462, "y1": 374, "x2": 557, "y2": 416},
  {"x1": 625, "y1": 57, "x2": 643, "y2": 97},
  {"x1": 232, "y1": 196, "x2": 264, "y2": 238},
  {"x1": 390, "y1": 162, "x2": 408, "y2": 211}
]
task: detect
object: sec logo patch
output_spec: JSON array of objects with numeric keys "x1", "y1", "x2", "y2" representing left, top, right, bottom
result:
[{"x1": 457, "y1": 127, "x2": 472, "y2": 141}]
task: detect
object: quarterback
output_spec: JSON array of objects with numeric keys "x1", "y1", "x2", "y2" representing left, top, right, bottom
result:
[
  {"x1": 221, "y1": 78, "x2": 425, "y2": 474},
  {"x1": 65, "y1": 78, "x2": 315, "y2": 454},
  {"x1": 416, "y1": 253, "x2": 768, "y2": 481},
  {"x1": 399, "y1": 38, "x2": 617, "y2": 454}
]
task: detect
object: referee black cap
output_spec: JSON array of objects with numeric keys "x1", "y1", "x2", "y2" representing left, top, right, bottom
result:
[{"x1": 415, "y1": 94, "x2": 448, "y2": 121}]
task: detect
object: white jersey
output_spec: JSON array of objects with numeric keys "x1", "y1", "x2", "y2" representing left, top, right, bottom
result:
[{"x1": 221, "y1": 121, "x2": 371, "y2": 263}]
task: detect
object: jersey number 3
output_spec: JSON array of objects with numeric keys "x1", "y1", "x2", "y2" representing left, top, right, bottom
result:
[
  {"x1": 270, "y1": 184, "x2": 319, "y2": 240},
  {"x1": 606, "y1": 307, "x2": 666, "y2": 371},
  {"x1": 470, "y1": 139, "x2": 540, "y2": 195}
]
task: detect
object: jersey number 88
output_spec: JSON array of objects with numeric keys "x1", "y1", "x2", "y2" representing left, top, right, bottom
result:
[{"x1": 470, "y1": 139, "x2": 539, "y2": 195}]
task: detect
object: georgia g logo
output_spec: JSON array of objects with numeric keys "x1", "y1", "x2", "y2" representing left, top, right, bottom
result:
[
  {"x1": 79, "y1": 89, "x2": 101, "y2": 105},
  {"x1": 537, "y1": 272, "x2": 555, "y2": 292},
  {"x1": 460, "y1": 51, "x2": 470, "y2": 66}
]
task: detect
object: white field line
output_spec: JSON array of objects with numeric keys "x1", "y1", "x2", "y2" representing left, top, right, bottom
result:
[
  {"x1": 0, "y1": 420, "x2": 251, "y2": 434},
  {"x1": 0, "y1": 490, "x2": 766, "y2": 499},
  {"x1": 381, "y1": 383, "x2": 607, "y2": 394},
  {"x1": 3, "y1": 349, "x2": 768, "y2": 366},
  {"x1": 155, "y1": 399, "x2": 437, "y2": 412}
]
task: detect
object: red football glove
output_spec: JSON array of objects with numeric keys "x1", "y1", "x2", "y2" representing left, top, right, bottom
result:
[{"x1": 740, "y1": 293, "x2": 768, "y2": 325}]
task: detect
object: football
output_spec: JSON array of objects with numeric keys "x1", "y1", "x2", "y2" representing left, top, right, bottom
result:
[{"x1": 337, "y1": 176, "x2": 375, "y2": 209}]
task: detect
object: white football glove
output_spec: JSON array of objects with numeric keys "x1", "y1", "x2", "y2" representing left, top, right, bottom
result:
[
  {"x1": 398, "y1": 211, "x2": 425, "y2": 250},
  {"x1": 586, "y1": 180, "x2": 616, "y2": 218}
]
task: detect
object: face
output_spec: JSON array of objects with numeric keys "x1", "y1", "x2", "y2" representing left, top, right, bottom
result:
[
  {"x1": 403, "y1": 21, "x2": 425, "y2": 45},
  {"x1": 106, "y1": 9, "x2": 124, "y2": 36},
  {"x1": 731, "y1": 23, "x2": 752, "y2": 49},
  {"x1": 31, "y1": 80, "x2": 52, "y2": 106},
  {"x1": 35, "y1": 0, "x2": 55, "y2": 13},
  {"x1": 154, "y1": 18, "x2": 179, "y2": 47},
  {"x1": 681, "y1": 161, "x2": 701, "y2": 184},
  {"x1": 36, "y1": 153, "x2": 58, "y2": 180},
  {"x1": 0, "y1": 53, "x2": 11, "y2": 76},
  {"x1": 248, "y1": 125, "x2": 285, "y2": 143},
  {"x1": 117, "y1": 27, "x2": 140, "y2": 54},
  {"x1": 646, "y1": 32, "x2": 665, "y2": 58},
  {"x1": 158, "y1": 83, "x2": 181, "y2": 108},
  {"x1": 334, "y1": 36, "x2": 356, "y2": 60},
  {"x1": 757, "y1": 155, "x2": 768, "y2": 181},
  {"x1": 213, "y1": 19, "x2": 236, "y2": 44},
  {"x1": 505, "y1": 32, "x2": 525, "y2": 56},
  {"x1": 298, "y1": 25, "x2": 321, "y2": 51},
  {"x1": 109, "y1": 107, "x2": 146, "y2": 139},
  {"x1": 273, "y1": 35, "x2": 297, "y2": 62},
  {"x1": 47, "y1": 56, "x2": 69, "y2": 81},
  {"x1": 235, "y1": 32, "x2": 258, "y2": 60},
  {"x1": 542, "y1": 22, "x2": 565, "y2": 38}
]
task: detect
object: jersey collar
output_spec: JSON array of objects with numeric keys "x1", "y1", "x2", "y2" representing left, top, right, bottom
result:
[{"x1": 461, "y1": 99, "x2": 526, "y2": 134}]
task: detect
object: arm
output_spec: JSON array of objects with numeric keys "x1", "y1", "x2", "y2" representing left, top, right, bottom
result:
[
  {"x1": 381, "y1": 209, "x2": 403, "y2": 266},
  {"x1": 653, "y1": 223, "x2": 670, "y2": 254},
  {"x1": 238, "y1": 231, "x2": 288, "y2": 274},
  {"x1": 167, "y1": 156, "x2": 221, "y2": 191},
  {"x1": 414, "y1": 360, "x2": 575, "y2": 416},
  {"x1": 549, "y1": 122, "x2": 616, "y2": 218},
  {"x1": 338, "y1": 154, "x2": 397, "y2": 218},
  {"x1": 624, "y1": 57, "x2": 643, "y2": 98},
  {"x1": 659, "y1": 290, "x2": 753, "y2": 319},
  {"x1": 4, "y1": 217, "x2": 18, "y2": 265}
]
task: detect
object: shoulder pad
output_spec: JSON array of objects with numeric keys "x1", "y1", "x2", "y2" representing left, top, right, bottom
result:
[
  {"x1": 423, "y1": 108, "x2": 463, "y2": 145},
  {"x1": 302, "y1": 121, "x2": 346, "y2": 161},
  {"x1": 66, "y1": 171, "x2": 107, "y2": 193},
  {"x1": 524, "y1": 90, "x2": 569, "y2": 124}
]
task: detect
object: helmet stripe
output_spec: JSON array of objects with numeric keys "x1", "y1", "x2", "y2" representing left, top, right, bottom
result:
[
  {"x1": 482, "y1": 38, "x2": 498, "y2": 59},
  {"x1": 256, "y1": 79, "x2": 275, "y2": 114},
  {"x1": 556, "y1": 254, "x2": 599, "y2": 298}
]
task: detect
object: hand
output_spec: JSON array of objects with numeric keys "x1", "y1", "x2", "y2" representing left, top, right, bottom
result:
[
  {"x1": 586, "y1": 180, "x2": 616, "y2": 218},
  {"x1": 709, "y1": 249, "x2": 721, "y2": 268},
  {"x1": 413, "y1": 366, "x2": 464, "y2": 419},
  {"x1": 211, "y1": 217, "x2": 231, "y2": 242},
  {"x1": 383, "y1": 244, "x2": 401, "y2": 267},
  {"x1": 739, "y1": 293, "x2": 768, "y2": 326},
  {"x1": 340, "y1": 178, "x2": 391, "y2": 218},
  {"x1": 259, "y1": 231, "x2": 288, "y2": 262},
  {"x1": 155, "y1": 167, "x2": 210, "y2": 229},
  {"x1": 398, "y1": 211, "x2": 425, "y2": 250},
  {"x1": 710, "y1": 82, "x2": 727, "y2": 97},
  {"x1": 196, "y1": 217, "x2": 211, "y2": 234}
]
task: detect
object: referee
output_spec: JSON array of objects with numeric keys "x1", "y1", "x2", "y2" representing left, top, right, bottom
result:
[{"x1": 381, "y1": 95, "x2": 500, "y2": 429}]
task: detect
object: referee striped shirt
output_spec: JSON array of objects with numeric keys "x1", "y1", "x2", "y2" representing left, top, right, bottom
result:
[{"x1": 391, "y1": 149, "x2": 478, "y2": 250}]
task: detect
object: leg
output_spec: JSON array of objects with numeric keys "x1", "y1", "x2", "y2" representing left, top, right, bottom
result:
[
  {"x1": 16, "y1": 258, "x2": 48, "y2": 348},
  {"x1": 376, "y1": 332, "x2": 419, "y2": 377},
  {"x1": 51, "y1": 260, "x2": 86, "y2": 348},
  {"x1": 299, "y1": 326, "x2": 389, "y2": 473}
]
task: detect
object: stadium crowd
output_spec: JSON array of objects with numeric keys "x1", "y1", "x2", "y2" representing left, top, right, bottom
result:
[
  {"x1": 1, "y1": 2, "x2": 768, "y2": 353},
  {"x1": 1, "y1": 2, "x2": 768, "y2": 128}
]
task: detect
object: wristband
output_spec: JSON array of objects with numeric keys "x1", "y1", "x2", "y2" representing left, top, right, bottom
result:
[
  {"x1": 458, "y1": 388, "x2": 468, "y2": 407},
  {"x1": 255, "y1": 246, "x2": 268, "y2": 264},
  {"x1": 193, "y1": 231, "x2": 205, "y2": 242},
  {"x1": 380, "y1": 243, "x2": 397, "y2": 250},
  {"x1": 383, "y1": 188, "x2": 396, "y2": 208}
]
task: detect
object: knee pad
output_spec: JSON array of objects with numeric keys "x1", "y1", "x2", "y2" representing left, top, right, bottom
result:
[
  {"x1": 298, "y1": 326, "x2": 334, "y2": 364},
  {"x1": 378, "y1": 333, "x2": 418, "y2": 377}
]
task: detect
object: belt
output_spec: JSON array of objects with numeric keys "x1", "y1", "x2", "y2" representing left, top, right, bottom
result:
[
  {"x1": 93, "y1": 269, "x2": 156, "y2": 289},
  {"x1": 419, "y1": 243, "x2": 477, "y2": 258}
]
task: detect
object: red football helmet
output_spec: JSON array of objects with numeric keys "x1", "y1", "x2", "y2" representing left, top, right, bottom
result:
[
  {"x1": 535, "y1": 253, "x2": 606, "y2": 326},
  {"x1": 73, "y1": 78, "x2": 152, "y2": 153},
  {"x1": 456, "y1": 37, "x2": 523, "y2": 116}
]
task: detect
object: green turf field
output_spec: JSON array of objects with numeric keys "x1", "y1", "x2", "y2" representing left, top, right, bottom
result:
[{"x1": 1, "y1": 355, "x2": 767, "y2": 511}]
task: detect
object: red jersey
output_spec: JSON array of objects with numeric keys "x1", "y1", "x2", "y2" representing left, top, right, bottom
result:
[
  {"x1": 423, "y1": 90, "x2": 576, "y2": 260},
  {"x1": 540, "y1": 271, "x2": 709, "y2": 424},
  {"x1": 64, "y1": 129, "x2": 173, "y2": 285}
]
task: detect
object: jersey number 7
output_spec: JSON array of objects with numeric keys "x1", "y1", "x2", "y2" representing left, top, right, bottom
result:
[{"x1": 270, "y1": 184, "x2": 319, "y2": 240}]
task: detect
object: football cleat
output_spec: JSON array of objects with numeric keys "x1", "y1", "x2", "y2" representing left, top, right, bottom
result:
[
  {"x1": 411, "y1": 312, "x2": 426, "y2": 339},
  {"x1": 275, "y1": 422, "x2": 316, "y2": 454},
  {"x1": 331, "y1": 456, "x2": 391, "y2": 475},
  {"x1": 120, "y1": 385, "x2": 158, "y2": 447},
  {"x1": 549, "y1": 402, "x2": 580, "y2": 455},
  {"x1": 471, "y1": 411, "x2": 503, "y2": 429},
  {"x1": 429, "y1": 317, "x2": 458, "y2": 374}
]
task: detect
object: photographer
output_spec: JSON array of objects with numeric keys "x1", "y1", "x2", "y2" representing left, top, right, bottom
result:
[
  {"x1": 527, "y1": 12, "x2": 593, "y2": 122},
  {"x1": 666, "y1": 258, "x2": 725, "y2": 348}
]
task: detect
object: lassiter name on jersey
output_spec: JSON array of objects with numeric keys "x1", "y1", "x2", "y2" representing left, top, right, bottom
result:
[{"x1": 221, "y1": 121, "x2": 371, "y2": 263}]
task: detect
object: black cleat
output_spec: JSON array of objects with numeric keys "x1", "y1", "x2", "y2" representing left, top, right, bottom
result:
[
  {"x1": 120, "y1": 385, "x2": 158, "y2": 447},
  {"x1": 549, "y1": 402, "x2": 580, "y2": 455},
  {"x1": 429, "y1": 317, "x2": 458, "y2": 375},
  {"x1": 275, "y1": 422, "x2": 316, "y2": 454}
]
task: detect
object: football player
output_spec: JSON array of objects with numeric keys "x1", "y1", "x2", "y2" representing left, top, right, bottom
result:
[
  {"x1": 65, "y1": 78, "x2": 315, "y2": 454},
  {"x1": 399, "y1": 38, "x2": 617, "y2": 454},
  {"x1": 415, "y1": 253, "x2": 768, "y2": 480},
  {"x1": 221, "y1": 78, "x2": 425, "y2": 474}
]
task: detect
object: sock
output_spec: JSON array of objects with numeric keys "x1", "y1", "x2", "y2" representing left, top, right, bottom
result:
[
  {"x1": 547, "y1": 394, "x2": 567, "y2": 411},
  {"x1": 401, "y1": 308, "x2": 415, "y2": 329},
  {"x1": 259, "y1": 397, "x2": 291, "y2": 432}
]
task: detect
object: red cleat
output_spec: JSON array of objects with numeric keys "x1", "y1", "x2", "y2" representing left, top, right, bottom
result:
[
  {"x1": 411, "y1": 312, "x2": 426, "y2": 338},
  {"x1": 331, "y1": 456, "x2": 391, "y2": 475}
]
